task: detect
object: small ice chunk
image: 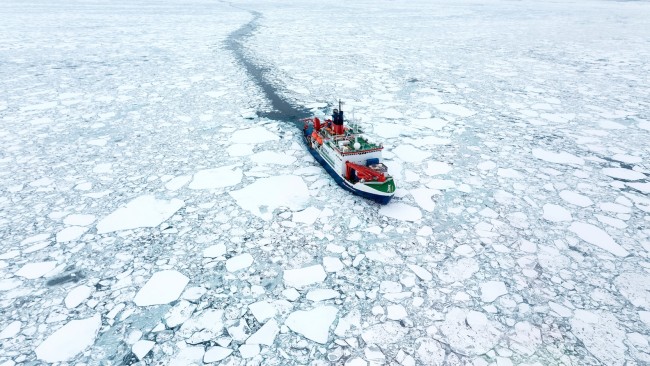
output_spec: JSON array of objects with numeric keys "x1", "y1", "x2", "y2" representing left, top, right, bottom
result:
[
  {"x1": 65, "y1": 285, "x2": 92, "y2": 308},
  {"x1": 480, "y1": 281, "x2": 508, "y2": 302},
  {"x1": 239, "y1": 344, "x2": 260, "y2": 358},
  {"x1": 425, "y1": 161, "x2": 452, "y2": 175},
  {"x1": 134, "y1": 270, "x2": 189, "y2": 306},
  {"x1": 230, "y1": 175, "x2": 310, "y2": 220},
  {"x1": 189, "y1": 166, "x2": 243, "y2": 189},
  {"x1": 0, "y1": 321, "x2": 21, "y2": 339},
  {"x1": 203, "y1": 244, "x2": 226, "y2": 258},
  {"x1": 542, "y1": 204, "x2": 572, "y2": 222},
  {"x1": 204, "y1": 346, "x2": 232, "y2": 363},
  {"x1": 284, "y1": 265, "x2": 326, "y2": 289},
  {"x1": 293, "y1": 207, "x2": 321, "y2": 225},
  {"x1": 408, "y1": 264, "x2": 432, "y2": 281},
  {"x1": 323, "y1": 257, "x2": 344, "y2": 272},
  {"x1": 602, "y1": 168, "x2": 645, "y2": 181},
  {"x1": 532, "y1": 148, "x2": 584, "y2": 165},
  {"x1": 497, "y1": 168, "x2": 523, "y2": 179},
  {"x1": 387, "y1": 304, "x2": 408, "y2": 320},
  {"x1": 56, "y1": 226, "x2": 88, "y2": 242},
  {"x1": 282, "y1": 288, "x2": 300, "y2": 301},
  {"x1": 285, "y1": 306, "x2": 338, "y2": 344},
  {"x1": 392, "y1": 145, "x2": 431, "y2": 163},
  {"x1": 132, "y1": 340, "x2": 155, "y2": 360},
  {"x1": 35, "y1": 314, "x2": 101, "y2": 362},
  {"x1": 165, "y1": 175, "x2": 191, "y2": 191},
  {"x1": 96, "y1": 195, "x2": 184, "y2": 234},
  {"x1": 435, "y1": 103, "x2": 476, "y2": 117},
  {"x1": 164, "y1": 300, "x2": 196, "y2": 328},
  {"x1": 379, "y1": 203, "x2": 422, "y2": 222},
  {"x1": 568, "y1": 222, "x2": 628, "y2": 257},
  {"x1": 249, "y1": 301, "x2": 276, "y2": 323},
  {"x1": 231, "y1": 127, "x2": 279, "y2": 144},
  {"x1": 169, "y1": 346, "x2": 204, "y2": 366},
  {"x1": 559, "y1": 190, "x2": 593, "y2": 207},
  {"x1": 225, "y1": 253, "x2": 254, "y2": 272},
  {"x1": 306, "y1": 289, "x2": 339, "y2": 301},
  {"x1": 16, "y1": 261, "x2": 56, "y2": 279},
  {"x1": 63, "y1": 214, "x2": 96, "y2": 226},
  {"x1": 251, "y1": 151, "x2": 297, "y2": 165},
  {"x1": 410, "y1": 188, "x2": 437, "y2": 212},
  {"x1": 246, "y1": 319, "x2": 279, "y2": 345}
]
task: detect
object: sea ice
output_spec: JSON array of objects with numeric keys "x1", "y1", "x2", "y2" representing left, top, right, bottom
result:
[
  {"x1": 169, "y1": 346, "x2": 204, "y2": 366},
  {"x1": 480, "y1": 281, "x2": 508, "y2": 302},
  {"x1": 284, "y1": 265, "x2": 326, "y2": 289},
  {"x1": 96, "y1": 195, "x2": 184, "y2": 234},
  {"x1": 285, "y1": 306, "x2": 338, "y2": 344},
  {"x1": 559, "y1": 190, "x2": 593, "y2": 207},
  {"x1": 132, "y1": 340, "x2": 155, "y2": 360},
  {"x1": 571, "y1": 310, "x2": 626, "y2": 366},
  {"x1": 437, "y1": 308, "x2": 502, "y2": 356},
  {"x1": 134, "y1": 270, "x2": 189, "y2": 306},
  {"x1": 246, "y1": 319, "x2": 279, "y2": 345},
  {"x1": 323, "y1": 257, "x2": 344, "y2": 272},
  {"x1": 225, "y1": 253, "x2": 254, "y2": 272},
  {"x1": 387, "y1": 304, "x2": 408, "y2": 320},
  {"x1": 231, "y1": 126, "x2": 279, "y2": 144},
  {"x1": 379, "y1": 203, "x2": 422, "y2": 222},
  {"x1": 188, "y1": 166, "x2": 243, "y2": 189},
  {"x1": 65, "y1": 285, "x2": 92, "y2": 308},
  {"x1": 435, "y1": 103, "x2": 476, "y2": 117},
  {"x1": 407, "y1": 264, "x2": 433, "y2": 281},
  {"x1": 203, "y1": 243, "x2": 226, "y2": 258},
  {"x1": 56, "y1": 226, "x2": 88, "y2": 242},
  {"x1": 306, "y1": 289, "x2": 339, "y2": 301},
  {"x1": 15, "y1": 261, "x2": 56, "y2": 279},
  {"x1": 230, "y1": 175, "x2": 309, "y2": 220},
  {"x1": 292, "y1": 207, "x2": 321, "y2": 225},
  {"x1": 165, "y1": 175, "x2": 191, "y2": 191},
  {"x1": 532, "y1": 148, "x2": 584, "y2": 165},
  {"x1": 602, "y1": 168, "x2": 646, "y2": 181},
  {"x1": 0, "y1": 321, "x2": 21, "y2": 339},
  {"x1": 249, "y1": 301, "x2": 277, "y2": 323},
  {"x1": 35, "y1": 314, "x2": 101, "y2": 362},
  {"x1": 251, "y1": 150, "x2": 297, "y2": 165},
  {"x1": 425, "y1": 161, "x2": 452, "y2": 176},
  {"x1": 63, "y1": 214, "x2": 96, "y2": 226},
  {"x1": 203, "y1": 347, "x2": 233, "y2": 363},
  {"x1": 392, "y1": 145, "x2": 431, "y2": 163},
  {"x1": 568, "y1": 222, "x2": 629, "y2": 257},
  {"x1": 542, "y1": 204, "x2": 572, "y2": 222}
]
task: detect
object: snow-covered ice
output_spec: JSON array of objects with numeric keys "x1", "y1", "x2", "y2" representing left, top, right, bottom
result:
[
  {"x1": 285, "y1": 306, "x2": 338, "y2": 344},
  {"x1": 284, "y1": 265, "x2": 326, "y2": 289},
  {"x1": 96, "y1": 195, "x2": 184, "y2": 234},
  {"x1": 35, "y1": 314, "x2": 101, "y2": 362},
  {"x1": 2, "y1": 0, "x2": 649, "y2": 364},
  {"x1": 134, "y1": 270, "x2": 189, "y2": 306}
]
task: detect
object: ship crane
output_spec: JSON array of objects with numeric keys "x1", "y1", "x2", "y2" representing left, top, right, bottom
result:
[{"x1": 345, "y1": 162, "x2": 386, "y2": 183}]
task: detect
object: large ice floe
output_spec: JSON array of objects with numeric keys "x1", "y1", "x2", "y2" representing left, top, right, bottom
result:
[{"x1": 1, "y1": 0, "x2": 649, "y2": 364}]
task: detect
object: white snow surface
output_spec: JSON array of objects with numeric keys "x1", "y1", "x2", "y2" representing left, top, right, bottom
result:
[
  {"x1": 35, "y1": 314, "x2": 101, "y2": 362},
  {"x1": 285, "y1": 306, "x2": 338, "y2": 344},
  {"x1": 230, "y1": 175, "x2": 310, "y2": 220},
  {"x1": 569, "y1": 222, "x2": 629, "y2": 257},
  {"x1": 134, "y1": 270, "x2": 189, "y2": 306},
  {"x1": 96, "y1": 195, "x2": 184, "y2": 234}
]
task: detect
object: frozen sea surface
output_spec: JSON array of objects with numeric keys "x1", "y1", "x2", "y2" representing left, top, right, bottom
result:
[{"x1": 1, "y1": 0, "x2": 650, "y2": 365}]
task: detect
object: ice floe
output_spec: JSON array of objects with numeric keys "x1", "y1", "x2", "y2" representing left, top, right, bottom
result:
[
  {"x1": 285, "y1": 306, "x2": 338, "y2": 344},
  {"x1": 230, "y1": 175, "x2": 309, "y2": 220},
  {"x1": 532, "y1": 148, "x2": 584, "y2": 165},
  {"x1": 15, "y1": 261, "x2": 56, "y2": 279},
  {"x1": 35, "y1": 314, "x2": 101, "y2": 362},
  {"x1": 542, "y1": 204, "x2": 572, "y2": 222},
  {"x1": 231, "y1": 126, "x2": 279, "y2": 144},
  {"x1": 568, "y1": 222, "x2": 628, "y2": 257},
  {"x1": 284, "y1": 264, "x2": 326, "y2": 289},
  {"x1": 225, "y1": 253, "x2": 254, "y2": 272},
  {"x1": 96, "y1": 195, "x2": 184, "y2": 234},
  {"x1": 65, "y1": 285, "x2": 92, "y2": 309},
  {"x1": 602, "y1": 167, "x2": 646, "y2": 181},
  {"x1": 188, "y1": 166, "x2": 243, "y2": 189},
  {"x1": 379, "y1": 203, "x2": 422, "y2": 222},
  {"x1": 134, "y1": 270, "x2": 189, "y2": 306}
]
